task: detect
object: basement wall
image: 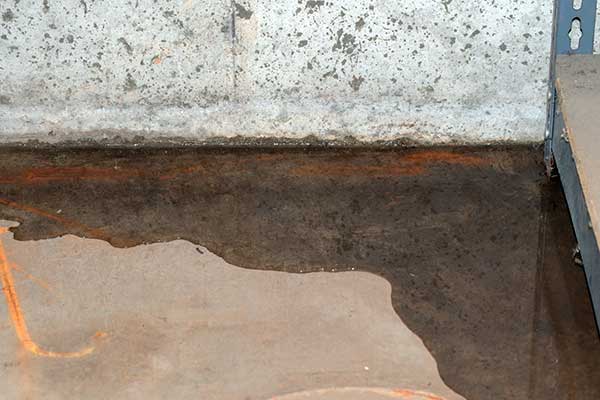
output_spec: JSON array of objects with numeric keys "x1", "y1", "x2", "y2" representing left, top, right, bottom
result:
[{"x1": 0, "y1": 0, "x2": 588, "y2": 145}]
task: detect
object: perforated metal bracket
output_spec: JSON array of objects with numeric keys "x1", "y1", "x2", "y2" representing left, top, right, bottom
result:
[
  {"x1": 555, "y1": 0, "x2": 598, "y2": 55},
  {"x1": 545, "y1": 0, "x2": 598, "y2": 174}
]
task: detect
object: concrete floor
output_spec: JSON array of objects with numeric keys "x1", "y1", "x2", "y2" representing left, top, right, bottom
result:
[
  {"x1": 0, "y1": 146, "x2": 599, "y2": 399},
  {"x1": 0, "y1": 220, "x2": 460, "y2": 400}
]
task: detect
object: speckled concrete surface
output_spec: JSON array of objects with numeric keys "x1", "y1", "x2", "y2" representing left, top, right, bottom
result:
[{"x1": 0, "y1": 0, "x2": 557, "y2": 143}]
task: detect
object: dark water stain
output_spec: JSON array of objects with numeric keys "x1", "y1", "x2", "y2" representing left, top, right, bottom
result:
[{"x1": 0, "y1": 146, "x2": 599, "y2": 399}]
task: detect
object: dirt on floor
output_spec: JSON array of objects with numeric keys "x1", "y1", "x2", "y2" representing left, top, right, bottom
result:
[{"x1": 0, "y1": 145, "x2": 599, "y2": 400}]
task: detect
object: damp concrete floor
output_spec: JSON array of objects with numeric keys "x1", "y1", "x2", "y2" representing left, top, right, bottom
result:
[{"x1": 0, "y1": 146, "x2": 599, "y2": 400}]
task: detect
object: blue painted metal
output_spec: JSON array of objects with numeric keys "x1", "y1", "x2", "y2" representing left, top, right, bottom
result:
[
  {"x1": 556, "y1": 0, "x2": 598, "y2": 54},
  {"x1": 552, "y1": 103, "x2": 600, "y2": 332},
  {"x1": 544, "y1": 2, "x2": 600, "y2": 333},
  {"x1": 545, "y1": 0, "x2": 598, "y2": 174},
  {"x1": 544, "y1": 87, "x2": 557, "y2": 176}
]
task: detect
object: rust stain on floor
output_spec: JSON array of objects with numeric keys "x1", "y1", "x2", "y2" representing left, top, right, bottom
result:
[
  {"x1": 0, "y1": 197, "x2": 106, "y2": 240},
  {"x1": 0, "y1": 167, "x2": 143, "y2": 185},
  {"x1": 272, "y1": 387, "x2": 448, "y2": 399},
  {"x1": 0, "y1": 149, "x2": 491, "y2": 185},
  {"x1": 0, "y1": 164, "x2": 211, "y2": 185},
  {"x1": 290, "y1": 151, "x2": 488, "y2": 177},
  {"x1": 0, "y1": 227, "x2": 98, "y2": 358},
  {"x1": 8, "y1": 260, "x2": 59, "y2": 299}
]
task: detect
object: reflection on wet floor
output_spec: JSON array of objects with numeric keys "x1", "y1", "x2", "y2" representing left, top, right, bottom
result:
[{"x1": 0, "y1": 146, "x2": 599, "y2": 399}]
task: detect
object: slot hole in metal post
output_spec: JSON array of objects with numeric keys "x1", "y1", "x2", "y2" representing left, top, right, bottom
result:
[{"x1": 568, "y1": 18, "x2": 583, "y2": 50}]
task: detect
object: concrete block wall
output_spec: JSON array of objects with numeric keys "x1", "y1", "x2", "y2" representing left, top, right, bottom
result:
[{"x1": 0, "y1": 0, "x2": 582, "y2": 145}]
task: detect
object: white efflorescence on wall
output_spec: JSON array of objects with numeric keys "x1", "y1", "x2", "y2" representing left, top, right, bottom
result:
[{"x1": 0, "y1": 0, "x2": 554, "y2": 144}]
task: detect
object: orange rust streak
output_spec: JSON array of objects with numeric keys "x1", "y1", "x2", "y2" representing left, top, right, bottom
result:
[
  {"x1": 0, "y1": 163, "x2": 211, "y2": 185},
  {"x1": 22, "y1": 167, "x2": 142, "y2": 183},
  {"x1": 393, "y1": 389, "x2": 446, "y2": 400},
  {"x1": 0, "y1": 229, "x2": 95, "y2": 358},
  {"x1": 291, "y1": 150, "x2": 487, "y2": 177},
  {"x1": 0, "y1": 197, "x2": 106, "y2": 239},
  {"x1": 0, "y1": 167, "x2": 143, "y2": 185},
  {"x1": 9, "y1": 261, "x2": 61, "y2": 300},
  {"x1": 271, "y1": 387, "x2": 447, "y2": 399},
  {"x1": 291, "y1": 164, "x2": 425, "y2": 177},
  {"x1": 0, "y1": 151, "x2": 487, "y2": 182}
]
